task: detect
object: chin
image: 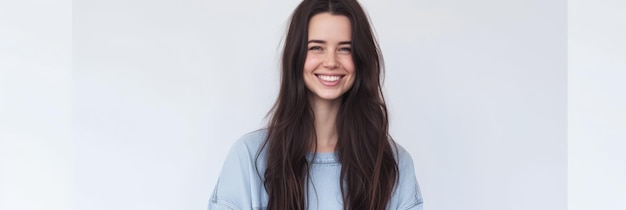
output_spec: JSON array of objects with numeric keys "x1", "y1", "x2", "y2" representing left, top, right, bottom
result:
[
  {"x1": 312, "y1": 91, "x2": 345, "y2": 102},
  {"x1": 319, "y1": 96, "x2": 342, "y2": 101}
]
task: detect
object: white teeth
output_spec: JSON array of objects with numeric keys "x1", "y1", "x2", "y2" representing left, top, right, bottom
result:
[{"x1": 318, "y1": 75, "x2": 341, "y2": 82}]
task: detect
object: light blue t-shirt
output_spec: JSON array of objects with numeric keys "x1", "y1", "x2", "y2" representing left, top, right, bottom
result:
[{"x1": 209, "y1": 129, "x2": 423, "y2": 210}]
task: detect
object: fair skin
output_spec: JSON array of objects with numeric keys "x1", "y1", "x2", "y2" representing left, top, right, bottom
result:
[{"x1": 303, "y1": 13, "x2": 355, "y2": 153}]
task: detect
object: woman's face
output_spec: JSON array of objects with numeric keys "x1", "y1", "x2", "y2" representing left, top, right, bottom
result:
[{"x1": 303, "y1": 13, "x2": 355, "y2": 103}]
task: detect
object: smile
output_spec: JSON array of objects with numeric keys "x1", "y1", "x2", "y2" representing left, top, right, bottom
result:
[
  {"x1": 315, "y1": 74, "x2": 345, "y2": 86},
  {"x1": 318, "y1": 74, "x2": 342, "y2": 81}
]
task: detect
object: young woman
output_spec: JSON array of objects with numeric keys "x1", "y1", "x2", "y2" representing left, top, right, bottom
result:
[{"x1": 209, "y1": 0, "x2": 423, "y2": 209}]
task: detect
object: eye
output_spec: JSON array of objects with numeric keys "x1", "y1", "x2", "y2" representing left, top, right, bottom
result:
[
  {"x1": 308, "y1": 46, "x2": 323, "y2": 51},
  {"x1": 338, "y1": 47, "x2": 352, "y2": 53}
]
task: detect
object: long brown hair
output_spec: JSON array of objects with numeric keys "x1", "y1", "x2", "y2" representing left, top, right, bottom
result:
[{"x1": 259, "y1": 0, "x2": 398, "y2": 209}]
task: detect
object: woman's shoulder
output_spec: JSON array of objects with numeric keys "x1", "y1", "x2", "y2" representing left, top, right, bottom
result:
[
  {"x1": 210, "y1": 129, "x2": 269, "y2": 209},
  {"x1": 226, "y1": 129, "x2": 268, "y2": 160},
  {"x1": 388, "y1": 139, "x2": 424, "y2": 209},
  {"x1": 235, "y1": 128, "x2": 267, "y2": 146},
  {"x1": 390, "y1": 140, "x2": 416, "y2": 169},
  {"x1": 229, "y1": 128, "x2": 267, "y2": 151}
]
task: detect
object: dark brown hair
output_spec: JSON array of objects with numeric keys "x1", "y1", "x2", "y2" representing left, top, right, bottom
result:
[{"x1": 259, "y1": 0, "x2": 398, "y2": 209}]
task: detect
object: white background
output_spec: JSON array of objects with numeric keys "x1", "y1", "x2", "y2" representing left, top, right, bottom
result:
[
  {"x1": 0, "y1": 0, "x2": 623, "y2": 210},
  {"x1": 568, "y1": 0, "x2": 626, "y2": 209}
]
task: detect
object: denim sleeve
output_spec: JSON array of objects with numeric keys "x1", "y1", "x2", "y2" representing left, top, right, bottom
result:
[
  {"x1": 208, "y1": 131, "x2": 267, "y2": 210},
  {"x1": 394, "y1": 144, "x2": 424, "y2": 210},
  {"x1": 208, "y1": 139, "x2": 254, "y2": 210},
  {"x1": 208, "y1": 177, "x2": 241, "y2": 210}
]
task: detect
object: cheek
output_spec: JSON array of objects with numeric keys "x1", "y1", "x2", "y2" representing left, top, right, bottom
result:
[
  {"x1": 304, "y1": 55, "x2": 321, "y2": 72},
  {"x1": 340, "y1": 57, "x2": 355, "y2": 74}
]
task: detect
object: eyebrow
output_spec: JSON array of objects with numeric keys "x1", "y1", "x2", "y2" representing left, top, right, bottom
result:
[{"x1": 308, "y1": 40, "x2": 352, "y2": 45}]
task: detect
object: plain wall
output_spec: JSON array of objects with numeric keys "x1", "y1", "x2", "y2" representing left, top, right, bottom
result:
[
  {"x1": 0, "y1": 1, "x2": 73, "y2": 210},
  {"x1": 568, "y1": 0, "x2": 626, "y2": 209}
]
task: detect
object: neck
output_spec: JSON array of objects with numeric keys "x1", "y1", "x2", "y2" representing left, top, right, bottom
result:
[{"x1": 310, "y1": 97, "x2": 341, "y2": 153}]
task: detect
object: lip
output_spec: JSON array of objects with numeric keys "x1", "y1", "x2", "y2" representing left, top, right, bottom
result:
[
  {"x1": 315, "y1": 74, "x2": 344, "y2": 87},
  {"x1": 315, "y1": 73, "x2": 345, "y2": 76}
]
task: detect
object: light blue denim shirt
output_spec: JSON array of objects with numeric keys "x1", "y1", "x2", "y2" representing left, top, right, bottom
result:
[{"x1": 209, "y1": 129, "x2": 423, "y2": 210}]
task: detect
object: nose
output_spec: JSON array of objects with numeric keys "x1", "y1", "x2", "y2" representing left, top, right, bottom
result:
[{"x1": 323, "y1": 51, "x2": 338, "y2": 69}]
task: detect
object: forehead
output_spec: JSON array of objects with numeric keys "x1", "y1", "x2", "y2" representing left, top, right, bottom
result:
[{"x1": 308, "y1": 13, "x2": 352, "y2": 41}]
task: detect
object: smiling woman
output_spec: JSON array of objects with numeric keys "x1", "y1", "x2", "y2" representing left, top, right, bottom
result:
[{"x1": 208, "y1": 0, "x2": 423, "y2": 209}]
